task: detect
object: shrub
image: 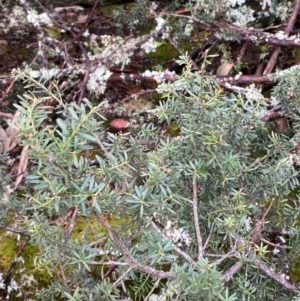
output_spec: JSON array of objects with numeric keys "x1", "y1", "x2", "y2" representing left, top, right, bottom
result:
[{"x1": 2, "y1": 57, "x2": 300, "y2": 300}]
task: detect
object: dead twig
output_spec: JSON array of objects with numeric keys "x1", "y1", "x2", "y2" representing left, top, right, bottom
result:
[
  {"x1": 97, "y1": 215, "x2": 175, "y2": 280},
  {"x1": 0, "y1": 225, "x2": 30, "y2": 237},
  {"x1": 192, "y1": 182, "x2": 203, "y2": 259},
  {"x1": 65, "y1": 207, "x2": 78, "y2": 241},
  {"x1": 223, "y1": 199, "x2": 275, "y2": 282},
  {"x1": 253, "y1": 259, "x2": 296, "y2": 291},
  {"x1": 0, "y1": 112, "x2": 14, "y2": 119},
  {"x1": 263, "y1": 0, "x2": 300, "y2": 74}
]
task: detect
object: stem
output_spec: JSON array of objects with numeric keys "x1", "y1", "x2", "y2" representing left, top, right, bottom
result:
[{"x1": 192, "y1": 182, "x2": 203, "y2": 259}]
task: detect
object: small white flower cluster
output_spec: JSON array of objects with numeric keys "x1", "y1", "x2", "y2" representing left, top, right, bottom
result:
[
  {"x1": 164, "y1": 221, "x2": 192, "y2": 246},
  {"x1": 141, "y1": 37, "x2": 160, "y2": 54},
  {"x1": 87, "y1": 65, "x2": 112, "y2": 97}
]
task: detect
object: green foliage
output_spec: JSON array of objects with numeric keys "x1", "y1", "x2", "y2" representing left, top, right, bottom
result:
[{"x1": 2, "y1": 55, "x2": 300, "y2": 300}]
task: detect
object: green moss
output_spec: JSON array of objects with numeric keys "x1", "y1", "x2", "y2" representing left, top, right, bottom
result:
[
  {"x1": 289, "y1": 257, "x2": 300, "y2": 283},
  {"x1": 72, "y1": 215, "x2": 103, "y2": 241},
  {"x1": 44, "y1": 27, "x2": 68, "y2": 39},
  {"x1": 166, "y1": 122, "x2": 180, "y2": 137},
  {"x1": 0, "y1": 230, "x2": 55, "y2": 300},
  {"x1": 148, "y1": 42, "x2": 179, "y2": 63},
  {"x1": 0, "y1": 213, "x2": 132, "y2": 299},
  {"x1": 101, "y1": 2, "x2": 133, "y2": 16},
  {"x1": 22, "y1": 244, "x2": 52, "y2": 285},
  {"x1": 0, "y1": 230, "x2": 17, "y2": 272}
]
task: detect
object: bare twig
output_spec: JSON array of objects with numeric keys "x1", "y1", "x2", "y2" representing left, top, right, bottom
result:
[
  {"x1": 95, "y1": 136, "x2": 113, "y2": 160},
  {"x1": 203, "y1": 219, "x2": 217, "y2": 252},
  {"x1": 253, "y1": 259, "x2": 296, "y2": 291},
  {"x1": 74, "y1": 42, "x2": 91, "y2": 106},
  {"x1": 97, "y1": 215, "x2": 175, "y2": 280},
  {"x1": 209, "y1": 250, "x2": 237, "y2": 265},
  {"x1": 192, "y1": 182, "x2": 203, "y2": 259},
  {"x1": 216, "y1": 74, "x2": 273, "y2": 85},
  {"x1": 89, "y1": 261, "x2": 128, "y2": 266},
  {"x1": 103, "y1": 254, "x2": 124, "y2": 279},
  {"x1": 59, "y1": 264, "x2": 70, "y2": 294},
  {"x1": 65, "y1": 207, "x2": 78, "y2": 241},
  {"x1": 260, "y1": 238, "x2": 291, "y2": 249},
  {"x1": 223, "y1": 199, "x2": 275, "y2": 282},
  {"x1": 0, "y1": 112, "x2": 14, "y2": 119},
  {"x1": 263, "y1": 0, "x2": 300, "y2": 74},
  {"x1": 13, "y1": 145, "x2": 29, "y2": 190},
  {"x1": 0, "y1": 225, "x2": 30, "y2": 237},
  {"x1": 113, "y1": 266, "x2": 133, "y2": 287},
  {"x1": 144, "y1": 278, "x2": 161, "y2": 301}
]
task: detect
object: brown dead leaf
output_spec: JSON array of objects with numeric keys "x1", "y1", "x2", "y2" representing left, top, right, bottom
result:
[
  {"x1": 75, "y1": 14, "x2": 89, "y2": 24},
  {"x1": 0, "y1": 111, "x2": 21, "y2": 154},
  {"x1": 216, "y1": 61, "x2": 234, "y2": 76},
  {"x1": 13, "y1": 145, "x2": 29, "y2": 190}
]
